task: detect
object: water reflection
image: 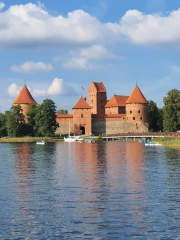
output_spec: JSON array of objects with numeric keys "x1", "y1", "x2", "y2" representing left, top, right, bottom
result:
[{"x1": 1, "y1": 141, "x2": 180, "y2": 239}]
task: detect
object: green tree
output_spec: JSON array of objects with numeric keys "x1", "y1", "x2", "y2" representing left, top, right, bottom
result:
[
  {"x1": 163, "y1": 89, "x2": 180, "y2": 132},
  {"x1": 0, "y1": 112, "x2": 8, "y2": 137},
  {"x1": 35, "y1": 99, "x2": 59, "y2": 136},
  {"x1": 157, "y1": 108, "x2": 163, "y2": 131},
  {"x1": 7, "y1": 105, "x2": 26, "y2": 137},
  {"x1": 26, "y1": 103, "x2": 38, "y2": 136},
  {"x1": 148, "y1": 100, "x2": 159, "y2": 132},
  {"x1": 57, "y1": 109, "x2": 68, "y2": 114}
]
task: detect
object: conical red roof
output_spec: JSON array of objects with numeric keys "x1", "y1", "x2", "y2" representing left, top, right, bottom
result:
[
  {"x1": 126, "y1": 85, "x2": 148, "y2": 104},
  {"x1": 13, "y1": 85, "x2": 36, "y2": 104},
  {"x1": 73, "y1": 96, "x2": 91, "y2": 109}
]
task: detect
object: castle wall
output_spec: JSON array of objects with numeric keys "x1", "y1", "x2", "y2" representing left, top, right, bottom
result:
[
  {"x1": 56, "y1": 115, "x2": 74, "y2": 135},
  {"x1": 105, "y1": 106, "x2": 125, "y2": 114},
  {"x1": 92, "y1": 114, "x2": 148, "y2": 135}
]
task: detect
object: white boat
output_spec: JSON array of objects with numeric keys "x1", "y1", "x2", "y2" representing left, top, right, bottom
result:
[
  {"x1": 145, "y1": 142, "x2": 162, "y2": 146},
  {"x1": 64, "y1": 119, "x2": 80, "y2": 142},
  {"x1": 64, "y1": 136, "x2": 77, "y2": 142},
  {"x1": 36, "y1": 141, "x2": 46, "y2": 145}
]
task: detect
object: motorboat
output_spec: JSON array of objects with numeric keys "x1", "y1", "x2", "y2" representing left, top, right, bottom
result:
[
  {"x1": 145, "y1": 142, "x2": 162, "y2": 146},
  {"x1": 36, "y1": 141, "x2": 46, "y2": 145}
]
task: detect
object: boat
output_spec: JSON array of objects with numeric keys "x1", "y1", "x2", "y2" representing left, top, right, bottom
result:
[
  {"x1": 84, "y1": 139, "x2": 95, "y2": 143},
  {"x1": 64, "y1": 136, "x2": 77, "y2": 142},
  {"x1": 36, "y1": 141, "x2": 46, "y2": 145},
  {"x1": 145, "y1": 142, "x2": 162, "y2": 146}
]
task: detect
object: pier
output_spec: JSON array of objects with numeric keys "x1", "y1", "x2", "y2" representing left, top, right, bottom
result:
[{"x1": 101, "y1": 132, "x2": 174, "y2": 141}]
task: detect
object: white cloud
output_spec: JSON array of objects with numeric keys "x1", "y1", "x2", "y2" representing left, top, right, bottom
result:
[
  {"x1": 63, "y1": 45, "x2": 123, "y2": 70},
  {"x1": 10, "y1": 61, "x2": 53, "y2": 73},
  {"x1": 33, "y1": 78, "x2": 78, "y2": 97},
  {"x1": 0, "y1": 2, "x2": 5, "y2": 11},
  {"x1": 0, "y1": 3, "x2": 120, "y2": 49},
  {"x1": 172, "y1": 66, "x2": 180, "y2": 74},
  {"x1": 63, "y1": 57, "x2": 100, "y2": 70},
  {"x1": 119, "y1": 9, "x2": 180, "y2": 47},
  {"x1": 7, "y1": 83, "x2": 21, "y2": 97},
  {"x1": 7, "y1": 78, "x2": 78, "y2": 98}
]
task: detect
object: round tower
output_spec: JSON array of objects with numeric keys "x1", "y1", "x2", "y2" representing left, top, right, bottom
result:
[
  {"x1": 126, "y1": 85, "x2": 148, "y2": 123},
  {"x1": 13, "y1": 85, "x2": 37, "y2": 121}
]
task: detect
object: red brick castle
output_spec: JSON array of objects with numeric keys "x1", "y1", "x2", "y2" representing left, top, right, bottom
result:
[{"x1": 13, "y1": 81, "x2": 149, "y2": 135}]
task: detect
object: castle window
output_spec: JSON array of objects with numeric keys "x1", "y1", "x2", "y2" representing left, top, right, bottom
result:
[
  {"x1": 130, "y1": 111, "x2": 132, "y2": 114},
  {"x1": 81, "y1": 114, "x2": 83, "y2": 118},
  {"x1": 138, "y1": 110, "x2": 140, "y2": 113},
  {"x1": 140, "y1": 117, "x2": 142, "y2": 120},
  {"x1": 133, "y1": 117, "x2": 135, "y2": 120}
]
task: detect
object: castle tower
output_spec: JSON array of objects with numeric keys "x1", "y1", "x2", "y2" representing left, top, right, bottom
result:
[
  {"x1": 13, "y1": 85, "x2": 36, "y2": 121},
  {"x1": 126, "y1": 85, "x2": 148, "y2": 123},
  {"x1": 88, "y1": 81, "x2": 107, "y2": 114},
  {"x1": 73, "y1": 96, "x2": 92, "y2": 135}
]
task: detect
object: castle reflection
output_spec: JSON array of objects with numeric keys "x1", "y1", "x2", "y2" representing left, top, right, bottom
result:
[{"x1": 72, "y1": 141, "x2": 148, "y2": 222}]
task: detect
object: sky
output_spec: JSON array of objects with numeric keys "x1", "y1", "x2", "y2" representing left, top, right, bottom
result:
[{"x1": 1, "y1": 0, "x2": 180, "y2": 113}]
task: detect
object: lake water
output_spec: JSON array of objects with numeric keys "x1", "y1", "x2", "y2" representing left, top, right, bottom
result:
[{"x1": 1, "y1": 141, "x2": 180, "y2": 239}]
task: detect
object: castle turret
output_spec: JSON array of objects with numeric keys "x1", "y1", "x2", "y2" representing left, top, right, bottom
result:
[
  {"x1": 126, "y1": 85, "x2": 148, "y2": 123},
  {"x1": 13, "y1": 85, "x2": 36, "y2": 121},
  {"x1": 88, "y1": 81, "x2": 107, "y2": 114}
]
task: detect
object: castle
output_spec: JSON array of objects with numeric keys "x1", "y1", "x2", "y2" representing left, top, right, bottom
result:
[{"x1": 13, "y1": 81, "x2": 149, "y2": 135}]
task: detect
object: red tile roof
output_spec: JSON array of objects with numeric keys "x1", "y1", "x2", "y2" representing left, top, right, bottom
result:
[
  {"x1": 126, "y1": 85, "x2": 148, "y2": 104},
  {"x1": 105, "y1": 95, "x2": 129, "y2": 107},
  {"x1": 93, "y1": 81, "x2": 106, "y2": 92},
  {"x1": 56, "y1": 114, "x2": 73, "y2": 118},
  {"x1": 13, "y1": 85, "x2": 36, "y2": 104},
  {"x1": 73, "y1": 96, "x2": 91, "y2": 109}
]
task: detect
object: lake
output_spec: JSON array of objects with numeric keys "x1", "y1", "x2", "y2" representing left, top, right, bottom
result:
[{"x1": 1, "y1": 141, "x2": 180, "y2": 239}]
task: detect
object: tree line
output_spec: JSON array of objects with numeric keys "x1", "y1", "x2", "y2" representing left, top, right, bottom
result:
[
  {"x1": 148, "y1": 89, "x2": 180, "y2": 132},
  {"x1": 0, "y1": 99, "x2": 60, "y2": 137}
]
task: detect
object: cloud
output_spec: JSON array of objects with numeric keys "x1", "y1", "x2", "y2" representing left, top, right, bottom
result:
[
  {"x1": 63, "y1": 57, "x2": 100, "y2": 70},
  {"x1": 0, "y1": 3, "x2": 120, "y2": 49},
  {"x1": 119, "y1": 9, "x2": 180, "y2": 47},
  {"x1": 0, "y1": 2, "x2": 5, "y2": 11},
  {"x1": 1, "y1": 2, "x2": 180, "y2": 53},
  {"x1": 172, "y1": 66, "x2": 180, "y2": 74},
  {"x1": 63, "y1": 45, "x2": 123, "y2": 70},
  {"x1": 10, "y1": 61, "x2": 53, "y2": 73},
  {"x1": 8, "y1": 78, "x2": 78, "y2": 98},
  {"x1": 7, "y1": 83, "x2": 21, "y2": 97}
]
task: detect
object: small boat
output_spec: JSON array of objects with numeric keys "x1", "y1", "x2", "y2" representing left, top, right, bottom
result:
[
  {"x1": 36, "y1": 141, "x2": 46, "y2": 145},
  {"x1": 84, "y1": 139, "x2": 95, "y2": 143},
  {"x1": 64, "y1": 136, "x2": 77, "y2": 142},
  {"x1": 145, "y1": 142, "x2": 162, "y2": 146}
]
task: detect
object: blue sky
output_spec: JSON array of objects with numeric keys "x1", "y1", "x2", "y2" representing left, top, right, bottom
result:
[{"x1": 1, "y1": 0, "x2": 180, "y2": 113}]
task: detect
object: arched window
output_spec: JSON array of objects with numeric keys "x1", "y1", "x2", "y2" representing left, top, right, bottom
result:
[{"x1": 81, "y1": 114, "x2": 83, "y2": 118}]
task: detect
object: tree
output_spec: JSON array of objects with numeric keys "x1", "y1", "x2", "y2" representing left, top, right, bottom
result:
[
  {"x1": 148, "y1": 100, "x2": 159, "y2": 132},
  {"x1": 0, "y1": 112, "x2": 8, "y2": 137},
  {"x1": 57, "y1": 109, "x2": 68, "y2": 114},
  {"x1": 163, "y1": 89, "x2": 180, "y2": 132},
  {"x1": 7, "y1": 105, "x2": 26, "y2": 137},
  {"x1": 26, "y1": 103, "x2": 38, "y2": 136},
  {"x1": 34, "y1": 99, "x2": 59, "y2": 136}
]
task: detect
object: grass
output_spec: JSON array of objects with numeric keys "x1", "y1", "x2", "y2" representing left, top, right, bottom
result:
[
  {"x1": 0, "y1": 137, "x2": 54, "y2": 143},
  {"x1": 154, "y1": 137, "x2": 180, "y2": 147}
]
